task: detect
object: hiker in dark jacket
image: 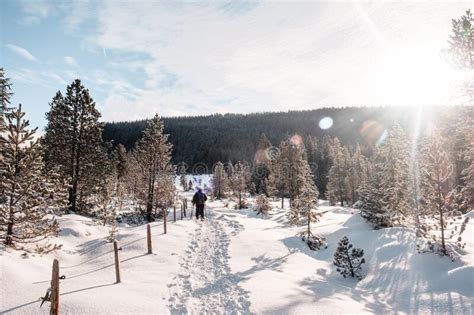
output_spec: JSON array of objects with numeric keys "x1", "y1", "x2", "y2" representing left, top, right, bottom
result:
[{"x1": 192, "y1": 188, "x2": 207, "y2": 220}]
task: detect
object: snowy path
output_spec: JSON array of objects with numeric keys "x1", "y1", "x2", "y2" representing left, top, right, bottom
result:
[{"x1": 168, "y1": 209, "x2": 253, "y2": 314}]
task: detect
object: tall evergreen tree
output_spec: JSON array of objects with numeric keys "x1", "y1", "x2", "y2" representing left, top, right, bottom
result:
[
  {"x1": 0, "y1": 68, "x2": 13, "y2": 129},
  {"x1": 326, "y1": 138, "x2": 350, "y2": 206},
  {"x1": 115, "y1": 143, "x2": 129, "y2": 212},
  {"x1": 0, "y1": 106, "x2": 67, "y2": 246},
  {"x1": 134, "y1": 114, "x2": 174, "y2": 222},
  {"x1": 348, "y1": 144, "x2": 369, "y2": 204},
  {"x1": 360, "y1": 124, "x2": 411, "y2": 227},
  {"x1": 230, "y1": 161, "x2": 251, "y2": 209},
  {"x1": 446, "y1": 9, "x2": 474, "y2": 69},
  {"x1": 445, "y1": 9, "x2": 474, "y2": 103},
  {"x1": 212, "y1": 161, "x2": 229, "y2": 199},
  {"x1": 180, "y1": 173, "x2": 188, "y2": 191},
  {"x1": 419, "y1": 132, "x2": 469, "y2": 255},
  {"x1": 42, "y1": 80, "x2": 105, "y2": 213},
  {"x1": 251, "y1": 133, "x2": 272, "y2": 194}
]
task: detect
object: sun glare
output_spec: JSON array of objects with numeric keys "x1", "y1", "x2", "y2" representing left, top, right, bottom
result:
[{"x1": 373, "y1": 49, "x2": 459, "y2": 105}]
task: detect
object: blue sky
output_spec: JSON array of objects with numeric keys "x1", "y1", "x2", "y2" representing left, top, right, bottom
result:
[{"x1": 1, "y1": 0, "x2": 471, "y2": 130}]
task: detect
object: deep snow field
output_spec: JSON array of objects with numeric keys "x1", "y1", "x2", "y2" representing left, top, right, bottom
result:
[{"x1": 1, "y1": 176, "x2": 473, "y2": 314}]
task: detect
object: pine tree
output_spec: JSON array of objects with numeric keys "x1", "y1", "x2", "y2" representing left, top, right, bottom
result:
[
  {"x1": 419, "y1": 133, "x2": 469, "y2": 256},
  {"x1": 42, "y1": 80, "x2": 105, "y2": 213},
  {"x1": 461, "y1": 139, "x2": 473, "y2": 212},
  {"x1": 0, "y1": 68, "x2": 13, "y2": 129},
  {"x1": 440, "y1": 107, "x2": 473, "y2": 214},
  {"x1": 96, "y1": 154, "x2": 117, "y2": 226},
  {"x1": 249, "y1": 182, "x2": 256, "y2": 196},
  {"x1": 230, "y1": 161, "x2": 251, "y2": 209},
  {"x1": 278, "y1": 138, "x2": 316, "y2": 207},
  {"x1": 446, "y1": 9, "x2": 474, "y2": 69},
  {"x1": 134, "y1": 114, "x2": 174, "y2": 222},
  {"x1": 347, "y1": 144, "x2": 368, "y2": 205},
  {"x1": 445, "y1": 10, "x2": 474, "y2": 103},
  {"x1": 116, "y1": 143, "x2": 129, "y2": 212},
  {"x1": 0, "y1": 106, "x2": 67, "y2": 247},
  {"x1": 290, "y1": 187, "x2": 325, "y2": 250},
  {"x1": 180, "y1": 173, "x2": 188, "y2": 191},
  {"x1": 360, "y1": 124, "x2": 412, "y2": 227},
  {"x1": 326, "y1": 138, "x2": 350, "y2": 206},
  {"x1": 252, "y1": 133, "x2": 272, "y2": 194},
  {"x1": 255, "y1": 194, "x2": 271, "y2": 216},
  {"x1": 333, "y1": 236, "x2": 365, "y2": 279}
]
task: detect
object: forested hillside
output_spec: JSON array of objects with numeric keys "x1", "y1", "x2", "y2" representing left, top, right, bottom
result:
[{"x1": 103, "y1": 106, "x2": 445, "y2": 167}]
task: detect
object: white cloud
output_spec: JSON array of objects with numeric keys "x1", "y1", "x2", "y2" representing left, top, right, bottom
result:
[
  {"x1": 90, "y1": 1, "x2": 470, "y2": 120},
  {"x1": 64, "y1": 56, "x2": 78, "y2": 67},
  {"x1": 6, "y1": 44, "x2": 38, "y2": 62}
]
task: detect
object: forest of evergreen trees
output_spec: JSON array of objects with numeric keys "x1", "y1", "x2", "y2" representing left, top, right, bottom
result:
[{"x1": 103, "y1": 106, "x2": 442, "y2": 167}]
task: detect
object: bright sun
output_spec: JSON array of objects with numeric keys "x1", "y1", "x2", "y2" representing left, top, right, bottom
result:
[{"x1": 373, "y1": 49, "x2": 459, "y2": 106}]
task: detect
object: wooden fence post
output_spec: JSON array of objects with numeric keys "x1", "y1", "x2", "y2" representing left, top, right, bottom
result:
[
  {"x1": 173, "y1": 205, "x2": 176, "y2": 222},
  {"x1": 113, "y1": 241, "x2": 121, "y2": 283},
  {"x1": 147, "y1": 224, "x2": 152, "y2": 254},
  {"x1": 183, "y1": 200, "x2": 186, "y2": 217},
  {"x1": 180, "y1": 204, "x2": 183, "y2": 220},
  {"x1": 163, "y1": 208, "x2": 167, "y2": 234},
  {"x1": 50, "y1": 259, "x2": 59, "y2": 315}
]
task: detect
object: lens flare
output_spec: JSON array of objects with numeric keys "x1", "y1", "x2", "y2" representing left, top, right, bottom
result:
[
  {"x1": 360, "y1": 120, "x2": 385, "y2": 146},
  {"x1": 289, "y1": 134, "x2": 304, "y2": 147},
  {"x1": 319, "y1": 117, "x2": 333, "y2": 130}
]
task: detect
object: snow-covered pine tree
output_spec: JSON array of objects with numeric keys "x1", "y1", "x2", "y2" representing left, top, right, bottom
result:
[
  {"x1": 277, "y1": 138, "x2": 315, "y2": 207},
  {"x1": 461, "y1": 138, "x2": 473, "y2": 212},
  {"x1": 134, "y1": 114, "x2": 174, "y2": 222},
  {"x1": 154, "y1": 172, "x2": 176, "y2": 211},
  {"x1": 347, "y1": 144, "x2": 368, "y2": 205},
  {"x1": 326, "y1": 138, "x2": 350, "y2": 206},
  {"x1": 212, "y1": 161, "x2": 229, "y2": 199},
  {"x1": 0, "y1": 68, "x2": 13, "y2": 129},
  {"x1": 255, "y1": 194, "x2": 271, "y2": 216},
  {"x1": 361, "y1": 124, "x2": 412, "y2": 227},
  {"x1": 333, "y1": 236, "x2": 365, "y2": 279},
  {"x1": 0, "y1": 105, "x2": 67, "y2": 247},
  {"x1": 445, "y1": 9, "x2": 474, "y2": 103},
  {"x1": 446, "y1": 9, "x2": 474, "y2": 68},
  {"x1": 265, "y1": 171, "x2": 278, "y2": 199},
  {"x1": 251, "y1": 133, "x2": 272, "y2": 194},
  {"x1": 290, "y1": 187, "x2": 325, "y2": 250},
  {"x1": 249, "y1": 182, "x2": 256, "y2": 196},
  {"x1": 439, "y1": 107, "x2": 473, "y2": 214},
  {"x1": 96, "y1": 154, "x2": 117, "y2": 226},
  {"x1": 115, "y1": 143, "x2": 129, "y2": 212},
  {"x1": 180, "y1": 173, "x2": 188, "y2": 191},
  {"x1": 230, "y1": 161, "x2": 251, "y2": 209},
  {"x1": 42, "y1": 80, "x2": 105, "y2": 213},
  {"x1": 419, "y1": 132, "x2": 470, "y2": 256}
]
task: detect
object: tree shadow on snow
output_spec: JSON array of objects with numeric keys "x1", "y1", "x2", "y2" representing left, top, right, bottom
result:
[{"x1": 277, "y1": 214, "x2": 471, "y2": 314}]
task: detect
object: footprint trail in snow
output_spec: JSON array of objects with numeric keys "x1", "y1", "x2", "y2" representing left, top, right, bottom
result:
[{"x1": 168, "y1": 211, "x2": 252, "y2": 314}]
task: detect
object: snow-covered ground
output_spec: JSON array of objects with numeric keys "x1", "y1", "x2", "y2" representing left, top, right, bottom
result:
[{"x1": 1, "y1": 178, "x2": 473, "y2": 314}]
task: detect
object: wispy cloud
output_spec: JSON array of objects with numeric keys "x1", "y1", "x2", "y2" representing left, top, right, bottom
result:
[
  {"x1": 90, "y1": 1, "x2": 469, "y2": 121},
  {"x1": 5, "y1": 44, "x2": 38, "y2": 62},
  {"x1": 64, "y1": 56, "x2": 78, "y2": 67},
  {"x1": 18, "y1": 0, "x2": 56, "y2": 26}
]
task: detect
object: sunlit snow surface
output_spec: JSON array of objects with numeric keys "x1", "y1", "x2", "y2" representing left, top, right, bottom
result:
[{"x1": 1, "y1": 175, "x2": 473, "y2": 314}]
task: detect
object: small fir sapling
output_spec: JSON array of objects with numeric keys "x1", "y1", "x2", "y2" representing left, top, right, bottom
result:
[{"x1": 333, "y1": 236, "x2": 365, "y2": 280}]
